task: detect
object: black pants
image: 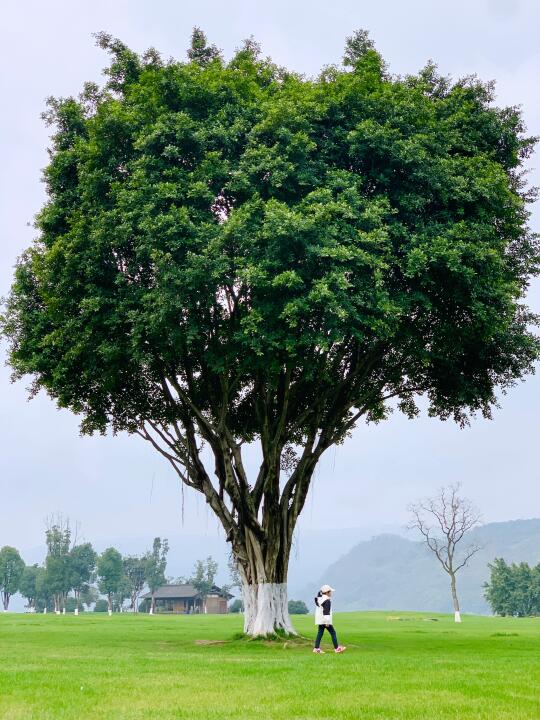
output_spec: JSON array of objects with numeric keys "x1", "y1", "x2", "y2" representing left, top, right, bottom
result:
[{"x1": 315, "y1": 623, "x2": 338, "y2": 649}]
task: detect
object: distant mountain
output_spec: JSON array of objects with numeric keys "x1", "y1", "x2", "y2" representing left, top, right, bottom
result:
[{"x1": 302, "y1": 519, "x2": 540, "y2": 614}]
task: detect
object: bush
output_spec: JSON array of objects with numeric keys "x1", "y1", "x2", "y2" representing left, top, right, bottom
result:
[
  {"x1": 288, "y1": 600, "x2": 309, "y2": 615},
  {"x1": 94, "y1": 599, "x2": 109, "y2": 613},
  {"x1": 229, "y1": 598, "x2": 243, "y2": 613},
  {"x1": 138, "y1": 598, "x2": 150, "y2": 613},
  {"x1": 64, "y1": 597, "x2": 83, "y2": 613}
]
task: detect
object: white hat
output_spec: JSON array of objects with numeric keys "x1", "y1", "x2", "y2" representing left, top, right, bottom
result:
[{"x1": 320, "y1": 584, "x2": 335, "y2": 593}]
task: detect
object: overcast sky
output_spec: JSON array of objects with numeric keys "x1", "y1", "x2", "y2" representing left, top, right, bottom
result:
[{"x1": 1, "y1": 0, "x2": 540, "y2": 570}]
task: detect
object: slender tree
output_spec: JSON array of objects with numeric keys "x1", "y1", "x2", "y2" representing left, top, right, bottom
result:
[
  {"x1": 187, "y1": 27, "x2": 222, "y2": 66},
  {"x1": 69, "y1": 543, "x2": 97, "y2": 614},
  {"x1": 3, "y1": 28, "x2": 539, "y2": 634},
  {"x1": 19, "y1": 564, "x2": 41, "y2": 612},
  {"x1": 44, "y1": 518, "x2": 72, "y2": 613},
  {"x1": 80, "y1": 584, "x2": 99, "y2": 610},
  {"x1": 0, "y1": 546, "x2": 25, "y2": 611},
  {"x1": 35, "y1": 566, "x2": 52, "y2": 612},
  {"x1": 97, "y1": 547, "x2": 123, "y2": 615},
  {"x1": 112, "y1": 574, "x2": 132, "y2": 612},
  {"x1": 409, "y1": 484, "x2": 482, "y2": 622},
  {"x1": 144, "y1": 538, "x2": 169, "y2": 614},
  {"x1": 191, "y1": 556, "x2": 218, "y2": 613},
  {"x1": 123, "y1": 555, "x2": 147, "y2": 612}
]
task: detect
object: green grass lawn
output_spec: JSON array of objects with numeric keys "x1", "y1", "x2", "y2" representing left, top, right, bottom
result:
[{"x1": 1, "y1": 611, "x2": 539, "y2": 719}]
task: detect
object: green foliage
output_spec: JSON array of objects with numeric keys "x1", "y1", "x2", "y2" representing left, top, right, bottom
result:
[
  {"x1": 191, "y1": 556, "x2": 219, "y2": 599},
  {"x1": 288, "y1": 599, "x2": 309, "y2": 614},
  {"x1": 34, "y1": 566, "x2": 53, "y2": 612},
  {"x1": 229, "y1": 598, "x2": 243, "y2": 613},
  {"x1": 44, "y1": 521, "x2": 72, "y2": 608},
  {"x1": 80, "y1": 584, "x2": 99, "y2": 609},
  {"x1": 484, "y1": 558, "x2": 540, "y2": 616},
  {"x1": 138, "y1": 597, "x2": 150, "y2": 613},
  {"x1": 123, "y1": 555, "x2": 147, "y2": 610},
  {"x1": 93, "y1": 598, "x2": 109, "y2": 612},
  {"x1": 97, "y1": 548, "x2": 123, "y2": 603},
  {"x1": 144, "y1": 538, "x2": 169, "y2": 596},
  {"x1": 19, "y1": 565, "x2": 41, "y2": 610},
  {"x1": 3, "y1": 29, "x2": 538, "y2": 446},
  {"x1": 187, "y1": 27, "x2": 223, "y2": 66},
  {"x1": 112, "y1": 574, "x2": 133, "y2": 611},
  {"x1": 64, "y1": 596, "x2": 83, "y2": 613},
  {"x1": 0, "y1": 547, "x2": 25, "y2": 610},
  {"x1": 69, "y1": 543, "x2": 97, "y2": 601}
]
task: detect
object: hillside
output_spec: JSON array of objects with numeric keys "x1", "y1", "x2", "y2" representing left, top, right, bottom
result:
[{"x1": 303, "y1": 518, "x2": 540, "y2": 614}]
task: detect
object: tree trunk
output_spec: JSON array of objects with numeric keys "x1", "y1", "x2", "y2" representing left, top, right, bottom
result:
[
  {"x1": 450, "y1": 574, "x2": 461, "y2": 623},
  {"x1": 235, "y1": 529, "x2": 296, "y2": 636},
  {"x1": 107, "y1": 593, "x2": 113, "y2": 616},
  {"x1": 2, "y1": 593, "x2": 9, "y2": 611},
  {"x1": 150, "y1": 594, "x2": 155, "y2": 614},
  {"x1": 241, "y1": 582, "x2": 294, "y2": 635}
]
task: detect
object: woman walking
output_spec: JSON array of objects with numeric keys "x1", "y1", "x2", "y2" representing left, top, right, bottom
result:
[{"x1": 313, "y1": 584, "x2": 346, "y2": 654}]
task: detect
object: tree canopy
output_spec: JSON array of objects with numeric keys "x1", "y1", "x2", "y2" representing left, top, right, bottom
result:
[
  {"x1": 97, "y1": 547, "x2": 123, "y2": 612},
  {"x1": 3, "y1": 28, "x2": 539, "y2": 633},
  {"x1": 485, "y1": 558, "x2": 540, "y2": 617},
  {"x1": 0, "y1": 546, "x2": 25, "y2": 610}
]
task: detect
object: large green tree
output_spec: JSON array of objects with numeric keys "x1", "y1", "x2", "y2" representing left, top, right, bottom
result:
[
  {"x1": 0, "y1": 547, "x2": 25, "y2": 611},
  {"x1": 485, "y1": 559, "x2": 540, "y2": 617},
  {"x1": 2, "y1": 29, "x2": 539, "y2": 634}
]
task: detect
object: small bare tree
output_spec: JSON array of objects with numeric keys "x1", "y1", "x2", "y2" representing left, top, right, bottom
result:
[{"x1": 408, "y1": 484, "x2": 482, "y2": 622}]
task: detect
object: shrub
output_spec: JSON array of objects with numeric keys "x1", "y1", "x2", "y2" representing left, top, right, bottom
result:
[
  {"x1": 94, "y1": 598, "x2": 109, "y2": 613},
  {"x1": 288, "y1": 600, "x2": 309, "y2": 615},
  {"x1": 64, "y1": 597, "x2": 83, "y2": 613},
  {"x1": 229, "y1": 599, "x2": 243, "y2": 613}
]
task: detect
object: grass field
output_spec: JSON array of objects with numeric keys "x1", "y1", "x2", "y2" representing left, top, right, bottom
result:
[{"x1": 1, "y1": 611, "x2": 539, "y2": 719}]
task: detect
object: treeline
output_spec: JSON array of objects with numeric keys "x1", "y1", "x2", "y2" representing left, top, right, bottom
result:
[
  {"x1": 484, "y1": 558, "x2": 540, "y2": 617},
  {"x1": 0, "y1": 520, "x2": 169, "y2": 614}
]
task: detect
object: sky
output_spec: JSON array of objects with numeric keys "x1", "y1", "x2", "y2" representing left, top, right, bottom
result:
[{"x1": 1, "y1": 0, "x2": 540, "y2": 581}]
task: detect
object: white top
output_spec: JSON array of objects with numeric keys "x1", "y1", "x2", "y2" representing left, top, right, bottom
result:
[{"x1": 314, "y1": 593, "x2": 332, "y2": 625}]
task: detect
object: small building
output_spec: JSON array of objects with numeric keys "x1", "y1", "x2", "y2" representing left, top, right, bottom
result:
[{"x1": 141, "y1": 584, "x2": 233, "y2": 614}]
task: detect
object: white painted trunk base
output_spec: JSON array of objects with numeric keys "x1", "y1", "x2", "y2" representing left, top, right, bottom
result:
[
  {"x1": 242, "y1": 583, "x2": 296, "y2": 636},
  {"x1": 454, "y1": 611, "x2": 462, "y2": 623}
]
